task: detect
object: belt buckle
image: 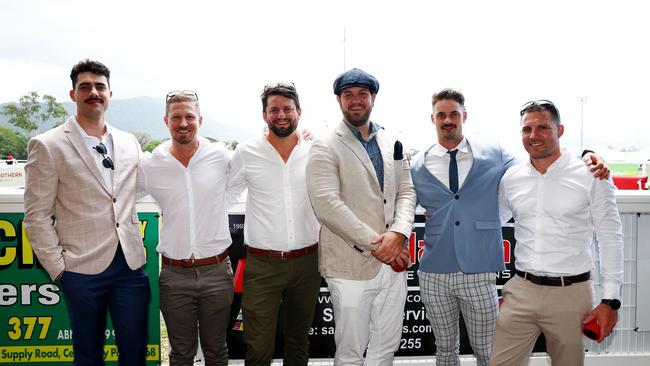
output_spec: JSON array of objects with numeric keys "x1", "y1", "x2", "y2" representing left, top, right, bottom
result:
[{"x1": 280, "y1": 251, "x2": 287, "y2": 260}]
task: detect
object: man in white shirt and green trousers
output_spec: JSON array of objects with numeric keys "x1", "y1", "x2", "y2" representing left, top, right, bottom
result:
[
  {"x1": 490, "y1": 100, "x2": 624, "y2": 366},
  {"x1": 228, "y1": 82, "x2": 321, "y2": 366},
  {"x1": 138, "y1": 90, "x2": 234, "y2": 365}
]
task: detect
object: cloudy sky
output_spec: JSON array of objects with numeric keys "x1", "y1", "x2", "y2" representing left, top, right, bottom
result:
[{"x1": 1, "y1": 0, "x2": 649, "y2": 157}]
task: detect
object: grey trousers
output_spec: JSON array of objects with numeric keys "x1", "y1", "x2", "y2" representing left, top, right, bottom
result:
[
  {"x1": 418, "y1": 271, "x2": 498, "y2": 366},
  {"x1": 159, "y1": 258, "x2": 234, "y2": 366}
]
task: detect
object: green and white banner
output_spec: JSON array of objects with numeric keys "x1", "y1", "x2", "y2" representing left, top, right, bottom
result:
[{"x1": 0, "y1": 212, "x2": 161, "y2": 365}]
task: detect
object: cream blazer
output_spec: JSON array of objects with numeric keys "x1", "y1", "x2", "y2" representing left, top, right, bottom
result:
[
  {"x1": 306, "y1": 121, "x2": 416, "y2": 280},
  {"x1": 24, "y1": 118, "x2": 145, "y2": 280}
]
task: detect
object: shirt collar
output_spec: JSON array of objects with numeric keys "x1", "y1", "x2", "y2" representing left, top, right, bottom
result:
[
  {"x1": 70, "y1": 116, "x2": 113, "y2": 142},
  {"x1": 430, "y1": 137, "x2": 469, "y2": 157},
  {"x1": 261, "y1": 130, "x2": 308, "y2": 150},
  {"x1": 347, "y1": 121, "x2": 382, "y2": 142},
  {"x1": 154, "y1": 136, "x2": 208, "y2": 158},
  {"x1": 525, "y1": 148, "x2": 571, "y2": 174}
]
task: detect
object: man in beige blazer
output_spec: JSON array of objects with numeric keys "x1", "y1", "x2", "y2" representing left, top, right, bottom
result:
[
  {"x1": 306, "y1": 68, "x2": 416, "y2": 365},
  {"x1": 24, "y1": 59, "x2": 149, "y2": 366}
]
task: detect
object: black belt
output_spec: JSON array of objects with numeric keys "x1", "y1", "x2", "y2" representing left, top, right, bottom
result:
[{"x1": 515, "y1": 270, "x2": 590, "y2": 287}]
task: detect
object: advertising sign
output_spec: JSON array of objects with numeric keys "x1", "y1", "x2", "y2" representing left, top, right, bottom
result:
[
  {"x1": 0, "y1": 212, "x2": 161, "y2": 365},
  {"x1": 224, "y1": 215, "x2": 545, "y2": 358}
]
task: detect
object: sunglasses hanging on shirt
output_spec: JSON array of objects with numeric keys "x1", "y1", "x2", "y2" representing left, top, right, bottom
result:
[{"x1": 93, "y1": 142, "x2": 115, "y2": 170}]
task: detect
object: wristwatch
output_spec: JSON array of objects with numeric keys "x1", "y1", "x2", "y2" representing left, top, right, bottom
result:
[{"x1": 601, "y1": 299, "x2": 621, "y2": 310}]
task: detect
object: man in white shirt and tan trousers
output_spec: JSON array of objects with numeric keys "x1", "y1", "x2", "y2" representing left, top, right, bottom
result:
[
  {"x1": 138, "y1": 90, "x2": 234, "y2": 365},
  {"x1": 490, "y1": 100, "x2": 624, "y2": 366},
  {"x1": 228, "y1": 82, "x2": 321, "y2": 366}
]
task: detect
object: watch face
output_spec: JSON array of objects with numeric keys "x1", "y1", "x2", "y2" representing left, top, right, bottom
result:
[{"x1": 603, "y1": 299, "x2": 622, "y2": 310}]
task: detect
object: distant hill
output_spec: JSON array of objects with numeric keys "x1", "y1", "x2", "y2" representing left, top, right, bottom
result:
[{"x1": 0, "y1": 96, "x2": 253, "y2": 142}]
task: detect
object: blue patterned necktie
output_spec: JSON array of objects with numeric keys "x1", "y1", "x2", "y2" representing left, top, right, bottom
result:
[{"x1": 448, "y1": 149, "x2": 459, "y2": 193}]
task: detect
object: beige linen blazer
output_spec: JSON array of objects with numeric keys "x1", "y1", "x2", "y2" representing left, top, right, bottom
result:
[
  {"x1": 24, "y1": 117, "x2": 145, "y2": 280},
  {"x1": 306, "y1": 121, "x2": 416, "y2": 280}
]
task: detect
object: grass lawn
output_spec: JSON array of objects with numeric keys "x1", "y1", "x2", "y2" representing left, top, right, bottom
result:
[{"x1": 610, "y1": 163, "x2": 643, "y2": 176}]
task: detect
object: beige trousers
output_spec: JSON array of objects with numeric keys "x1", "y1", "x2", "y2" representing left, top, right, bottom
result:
[{"x1": 489, "y1": 275, "x2": 593, "y2": 366}]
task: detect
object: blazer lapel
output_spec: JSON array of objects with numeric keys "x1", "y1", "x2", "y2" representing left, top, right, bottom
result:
[
  {"x1": 336, "y1": 122, "x2": 380, "y2": 187},
  {"x1": 376, "y1": 130, "x2": 393, "y2": 192},
  {"x1": 465, "y1": 138, "x2": 481, "y2": 183},
  {"x1": 63, "y1": 120, "x2": 111, "y2": 194},
  {"x1": 110, "y1": 129, "x2": 125, "y2": 192}
]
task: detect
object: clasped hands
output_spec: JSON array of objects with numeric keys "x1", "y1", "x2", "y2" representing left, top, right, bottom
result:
[{"x1": 370, "y1": 231, "x2": 410, "y2": 269}]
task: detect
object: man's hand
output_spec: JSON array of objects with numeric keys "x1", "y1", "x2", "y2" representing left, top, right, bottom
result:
[
  {"x1": 371, "y1": 231, "x2": 407, "y2": 264},
  {"x1": 301, "y1": 129, "x2": 314, "y2": 141},
  {"x1": 582, "y1": 303, "x2": 618, "y2": 343},
  {"x1": 390, "y1": 247, "x2": 411, "y2": 271},
  {"x1": 583, "y1": 152, "x2": 610, "y2": 180}
]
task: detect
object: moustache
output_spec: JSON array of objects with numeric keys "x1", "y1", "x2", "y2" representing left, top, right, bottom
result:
[{"x1": 84, "y1": 98, "x2": 103, "y2": 103}]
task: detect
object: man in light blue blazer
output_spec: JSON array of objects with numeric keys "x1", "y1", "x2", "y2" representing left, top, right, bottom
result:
[{"x1": 411, "y1": 89, "x2": 609, "y2": 366}]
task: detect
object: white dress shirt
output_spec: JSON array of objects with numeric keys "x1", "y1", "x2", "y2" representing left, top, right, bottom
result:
[
  {"x1": 138, "y1": 137, "x2": 232, "y2": 259},
  {"x1": 498, "y1": 149, "x2": 624, "y2": 299},
  {"x1": 228, "y1": 133, "x2": 320, "y2": 251},
  {"x1": 70, "y1": 116, "x2": 114, "y2": 191},
  {"x1": 424, "y1": 137, "x2": 473, "y2": 190}
]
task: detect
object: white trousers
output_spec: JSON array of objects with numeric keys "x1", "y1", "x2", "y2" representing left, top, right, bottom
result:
[{"x1": 326, "y1": 264, "x2": 407, "y2": 366}]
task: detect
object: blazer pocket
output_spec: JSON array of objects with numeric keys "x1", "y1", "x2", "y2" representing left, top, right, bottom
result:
[
  {"x1": 424, "y1": 223, "x2": 443, "y2": 234},
  {"x1": 475, "y1": 221, "x2": 501, "y2": 230}
]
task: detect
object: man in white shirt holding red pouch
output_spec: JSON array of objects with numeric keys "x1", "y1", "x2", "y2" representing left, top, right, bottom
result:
[
  {"x1": 228, "y1": 82, "x2": 321, "y2": 366},
  {"x1": 490, "y1": 100, "x2": 624, "y2": 366},
  {"x1": 138, "y1": 90, "x2": 234, "y2": 365}
]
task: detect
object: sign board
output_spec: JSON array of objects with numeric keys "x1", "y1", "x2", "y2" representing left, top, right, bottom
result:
[{"x1": 0, "y1": 212, "x2": 161, "y2": 365}]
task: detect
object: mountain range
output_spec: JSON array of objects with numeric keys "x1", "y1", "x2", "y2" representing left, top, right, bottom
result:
[{"x1": 0, "y1": 97, "x2": 253, "y2": 142}]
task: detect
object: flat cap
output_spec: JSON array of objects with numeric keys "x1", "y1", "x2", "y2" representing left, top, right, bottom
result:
[{"x1": 333, "y1": 68, "x2": 380, "y2": 95}]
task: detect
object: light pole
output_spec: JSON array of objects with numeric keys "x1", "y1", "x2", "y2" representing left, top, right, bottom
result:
[{"x1": 577, "y1": 96, "x2": 589, "y2": 152}]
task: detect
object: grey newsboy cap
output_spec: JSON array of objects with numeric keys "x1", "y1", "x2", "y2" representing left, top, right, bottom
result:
[{"x1": 333, "y1": 68, "x2": 380, "y2": 95}]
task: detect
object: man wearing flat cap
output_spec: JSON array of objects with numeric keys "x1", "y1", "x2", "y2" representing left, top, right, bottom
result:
[{"x1": 307, "y1": 68, "x2": 416, "y2": 365}]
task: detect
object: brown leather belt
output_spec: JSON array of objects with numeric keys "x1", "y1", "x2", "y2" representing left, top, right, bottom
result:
[
  {"x1": 247, "y1": 243, "x2": 318, "y2": 260},
  {"x1": 515, "y1": 269, "x2": 590, "y2": 287},
  {"x1": 162, "y1": 250, "x2": 229, "y2": 267}
]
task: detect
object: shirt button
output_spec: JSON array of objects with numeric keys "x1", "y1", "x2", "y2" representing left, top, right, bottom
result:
[
  {"x1": 116, "y1": 223, "x2": 120, "y2": 228},
  {"x1": 455, "y1": 195, "x2": 459, "y2": 200},
  {"x1": 386, "y1": 224, "x2": 390, "y2": 229},
  {"x1": 455, "y1": 221, "x2": 460, "y2": 226},
  {"x1": 384, "y1": 199, "x2": 387, "y2": 204},
  {"x1": 113, "y1": 198, "x2": 117, "y2": 203}
]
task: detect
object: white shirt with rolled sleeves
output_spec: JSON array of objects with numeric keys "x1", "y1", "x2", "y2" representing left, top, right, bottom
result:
[
  {"x1": 227, "y1": 133, "x2": 320, "y2": 251},
  {"x1": 137, "y1": 137, "x2": 233, "y2": 259},
  {"x1": 498, "y1": 149, "x2": 624, "y2": 299}
]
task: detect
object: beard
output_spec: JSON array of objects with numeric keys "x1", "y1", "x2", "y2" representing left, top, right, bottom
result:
[
  {"x1": 268, "y1": 121, "x2": 297, "y2": 138},
  {"x1": 172, "y1": 130, "x2": 196, "y2": 145},
  {"x1": 343, "y1": 110, "x2": 371, "y2": 127}
]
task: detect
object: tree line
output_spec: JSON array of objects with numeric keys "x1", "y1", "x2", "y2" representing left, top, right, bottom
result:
[{"x1": 0, "y1": 92, "x2": 177, "y2": 160}]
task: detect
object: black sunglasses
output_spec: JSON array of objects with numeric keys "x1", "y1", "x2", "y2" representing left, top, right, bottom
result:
[
  {"x1": 93, "y1": 143, "x2": 115, "y2": 170},
  {"x1": 166, "y1": 90, "x2": 199, "y2": 103},
  {"x1": 519, "y1": 99, "x2": 558, "y2": 116}
]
